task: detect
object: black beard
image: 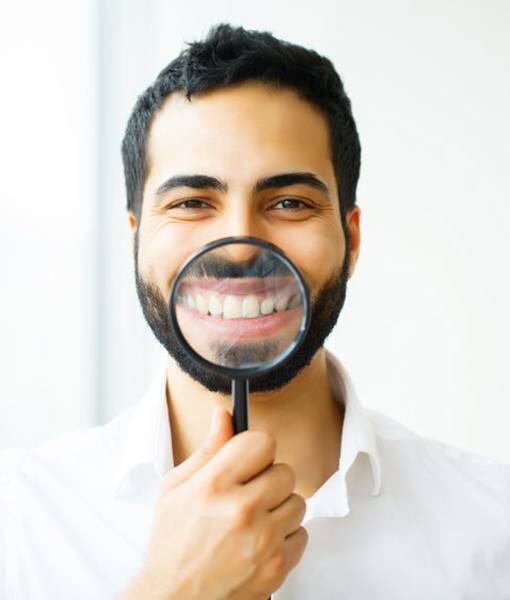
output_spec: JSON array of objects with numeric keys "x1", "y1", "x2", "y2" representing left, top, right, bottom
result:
[{"x1": 133, "y1": 233, "x2": 350, "y2": 394}]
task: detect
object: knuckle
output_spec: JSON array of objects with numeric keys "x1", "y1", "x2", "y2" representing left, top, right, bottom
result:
[
  {"x1": 253, "y1": 430, "x2": 276, "y2": 458},
  {"x1": 254, "y1": 524, "x2": 275, "y2": 558},
  {"x1": 301, "y1": 526, "x2": 309, "y2": 547},
  {"x1": 266, "y1": 548, "x2": 286, "y2": 579},
  {"x1": 292, "y1": 493, "x2": 307, "y2": 517},
  {"x1": 278, "y1": 463, "x2": 296, "y2": 490},
  {"x1": 201, "y1": 471, "x2": 223, "y2": 497},
  {"x1": 295, "y1": 527, "x2": 309, "y2": 554},
  {"x1": 233, "y1": 498, "x2": 257, "y2": 528}
]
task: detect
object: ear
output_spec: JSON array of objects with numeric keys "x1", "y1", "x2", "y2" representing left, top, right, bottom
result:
[
  {"x1": 345, "y1": 206, "x2": 361, "y2": 279},
  {"x1": 128, "y1": 211, "x2": 137, "y2": 255}
]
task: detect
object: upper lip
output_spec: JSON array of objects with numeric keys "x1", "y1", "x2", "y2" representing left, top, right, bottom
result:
[{"x1": 178, "y1": 276, "x2": 297, "y2": 296}]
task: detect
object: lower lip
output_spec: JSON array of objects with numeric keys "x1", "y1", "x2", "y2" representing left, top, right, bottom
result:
[{"x1": 175, "y1": 303, "x2": 303, "y2": 339}]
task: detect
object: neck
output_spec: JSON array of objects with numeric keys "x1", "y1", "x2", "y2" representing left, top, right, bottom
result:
[{"x1": 165, "y1": 348, "x2": 344, "y2": 499}]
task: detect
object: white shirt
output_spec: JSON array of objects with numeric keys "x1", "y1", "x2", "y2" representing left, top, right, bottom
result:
[{"x1": 1, "y1": 350, "x2": 510, "y2": 599}]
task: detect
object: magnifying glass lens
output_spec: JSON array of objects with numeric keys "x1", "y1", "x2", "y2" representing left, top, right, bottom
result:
[{"x1": 174, "y1": 243, "x2": 304, "y2": 370}]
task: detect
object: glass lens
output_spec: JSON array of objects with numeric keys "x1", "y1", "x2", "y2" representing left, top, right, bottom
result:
[{"x1": 173, "y1": 242, "x2": 305, "y2": 370}]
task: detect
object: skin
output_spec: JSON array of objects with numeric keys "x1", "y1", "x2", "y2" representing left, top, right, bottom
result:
[{"x1": 128, "y1": 80, "x2": 361, "y2": 500}]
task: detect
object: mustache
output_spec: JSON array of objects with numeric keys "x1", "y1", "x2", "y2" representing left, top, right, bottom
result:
[{"x1": 183, "y1": 250, "x2": 292, "y2": 279}]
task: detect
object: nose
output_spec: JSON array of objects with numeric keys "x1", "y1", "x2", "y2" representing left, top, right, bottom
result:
[
  {"x1": 222, "y1": 241, "x2": 261, "y2": 264},
  {"x1": 219, "y1": 201, "x2": 267, "y2": 261}
]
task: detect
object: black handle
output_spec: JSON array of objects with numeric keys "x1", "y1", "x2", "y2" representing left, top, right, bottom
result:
[{"x1": 232, "y1": 378, "x2": 249, "y2": 434}]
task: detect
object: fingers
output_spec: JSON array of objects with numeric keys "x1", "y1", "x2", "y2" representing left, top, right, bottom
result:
[
  {"x1": 242, "y1": 462, "x2": 296, "y2": 511},
  {"x1": 281, "y1": 525, "x2": 309, "y2": 571},
  {"x1": 251, "y1": 526, "x2": 309, "y2": 596},
  {"x1": 161, "y1": 406, "x2": 233, "y2": 494},
  {"x1": 195, "y1": 429, "x2": 277, "y2": 490},
  {"x1": 269, "y1": 493, "x2": 307, "y2": 540}
]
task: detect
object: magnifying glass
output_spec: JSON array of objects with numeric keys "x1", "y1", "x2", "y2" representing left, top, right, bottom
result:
[{"x1": 168, "y1": 236, "x2": 311, "y2": 434}]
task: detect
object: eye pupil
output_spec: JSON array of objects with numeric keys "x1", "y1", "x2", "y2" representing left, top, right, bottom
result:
[
  {"x1": 185, "y1": 199, "x2": 203, "y2": 208},
  {"x1": 279, "y1": 198, "x2": 302, "y2": 209}
]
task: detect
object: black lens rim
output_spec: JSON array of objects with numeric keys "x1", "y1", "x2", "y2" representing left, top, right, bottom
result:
[{"x1": 168, "y1": 236, "x2": 311, "y2": 379}]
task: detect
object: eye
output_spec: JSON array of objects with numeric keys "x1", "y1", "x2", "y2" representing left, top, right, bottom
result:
[
  {"x1": 172, "y1": 198, "x2": 212, "y2": 210},
  {"x1": 271, "y1": 198, "x2": 311, "y2": 210}
]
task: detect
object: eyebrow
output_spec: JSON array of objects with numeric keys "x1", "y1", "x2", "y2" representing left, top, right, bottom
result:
[{"x1": 154, "y1": 171, "x2": 331, "y2": 202}]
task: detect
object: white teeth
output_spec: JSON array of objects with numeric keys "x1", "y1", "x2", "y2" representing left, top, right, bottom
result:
[
  {"x1": 260, "y1": 297, "x2": 275, "y2": 315},
  {"x1": 288, "y1": 293, "x2": 301, "y2": 309},
  {"x1": 208, "y1": 295, "x2": 223, "y2": 316},
  {"x1": 187, "y1": 290, "x2": 299, "y2": 317},
  {"x1": 275, "y1": 296, "x2": 289, "y2": 312},
  {"x1": 223, "y1": 295, "x2": 242, "y2": 319},
  {"x1": 196, "y1": 293, "x2": 208, "y2": 315},
  {"x1": 242, "y1": 295, "x2": 259, "y2": 318},
  {"x1": 187, "y1": 295, "x2": 196, "y2": 310}
]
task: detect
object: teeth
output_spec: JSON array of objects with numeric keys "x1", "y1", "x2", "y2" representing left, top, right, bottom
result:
[
  {"x1": 196, "y1": 293, "x2": 208, "y2": 315},
  {"x1": 186, "y1": 290, "x2": 299, "y2": 318},
  {"x1": 187, "y1": 295, "x2": 196, "y2": 310},
  {"x1": 223, "y1": 295, "x2": 242, "y2": 319},
  {"x1": 260, "y1": 297, "x2": 275, "y2": 315},
  {"x1": 288, "y1": 293, "x2": 301, "y2": 309},
  {"x1": 242, "y1": 295, "x2": 259, "y2": 318},
  {"x1": 275, "y1": 296, "x2": 289, "y2": 312},
  {"x1": 208, "y1": 295, "x2": 223, "y2": 316}
]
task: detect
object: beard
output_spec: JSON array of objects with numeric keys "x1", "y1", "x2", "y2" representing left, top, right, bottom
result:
[{"x1": 133, "y1": 231, "x2": 350, "y2": 394}]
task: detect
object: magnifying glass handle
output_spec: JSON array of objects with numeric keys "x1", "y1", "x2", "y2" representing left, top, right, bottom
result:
[{"x1": 232, "y1": 378, "x2": 249, "y2": 434}]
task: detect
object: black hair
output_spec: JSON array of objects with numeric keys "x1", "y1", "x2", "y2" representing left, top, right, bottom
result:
[{"x1": 121, "y1": 23, "x2": 361, "y2": 225}]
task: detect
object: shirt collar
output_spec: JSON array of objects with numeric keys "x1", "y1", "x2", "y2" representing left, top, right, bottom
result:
[
  {"x1": 110, "y1": 353, "x2": 172, "y2": 499},
  {"x1": 325, "y1": 351, "x2": 382, "y2": 496},
  {"x1": 111, "y1": 350, "x2": 381, "y2": 501}
]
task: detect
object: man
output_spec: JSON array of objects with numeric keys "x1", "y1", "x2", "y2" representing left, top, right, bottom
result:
[{"x1": 1, "y1": 23, "x2": 509, "y2": 600}]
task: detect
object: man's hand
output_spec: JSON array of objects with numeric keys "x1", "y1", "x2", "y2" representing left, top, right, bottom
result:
[{"x1": 119, "y1": 406, "x2": 308, "y2": 600}]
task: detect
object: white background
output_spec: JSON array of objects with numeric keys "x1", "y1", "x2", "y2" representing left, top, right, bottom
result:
[{"x1": 1, "y1": 0, "x2": 509, "y2": 464}]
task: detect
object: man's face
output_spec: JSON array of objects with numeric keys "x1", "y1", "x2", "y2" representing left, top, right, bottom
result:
[{"x1": 129, "y1": 81, "x2": 360, "y2": 393}]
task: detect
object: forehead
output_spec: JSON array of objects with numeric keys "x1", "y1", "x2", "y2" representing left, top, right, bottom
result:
[{"x1": 144, "y1": 81, "x2": 334, "y2": 186}]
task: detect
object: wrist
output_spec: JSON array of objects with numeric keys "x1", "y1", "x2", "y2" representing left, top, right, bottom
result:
[{"x1": 118, "y1": 572, "x2": 176, "y2": 600}]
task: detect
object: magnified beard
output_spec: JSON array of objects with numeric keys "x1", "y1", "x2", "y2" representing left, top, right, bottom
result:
[
  {"x1": 213, "y1": 339, "x2": 280, "y2": 369},
  {"x1": 134, "y1": 249, "x2": 349, "y2": 394}
]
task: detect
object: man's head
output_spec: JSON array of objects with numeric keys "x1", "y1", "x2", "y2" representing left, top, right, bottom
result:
[{"x1": 122, "y1": 23, "x2": 362, "y2": 394}]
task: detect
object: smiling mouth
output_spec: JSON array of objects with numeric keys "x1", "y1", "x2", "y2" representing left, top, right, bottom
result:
[{"x1": 176, "y1": 277, "x2": 302, "y2": 320}]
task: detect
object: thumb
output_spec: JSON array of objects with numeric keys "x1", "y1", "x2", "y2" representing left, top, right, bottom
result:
[
  {"x1": 160, "y1": 405, "x2": 234, "y2": 494},
  {"x1": 205, "y1": 405, "x2": 234, "y2": 453}
]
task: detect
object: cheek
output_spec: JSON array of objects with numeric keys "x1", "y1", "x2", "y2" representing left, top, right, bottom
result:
[
  {"x1": 137, "y1": 225, "x2": 193, "y2": 297},
  {"x1": 275, "y1": 222, "x2": 345, "y2": 296}
]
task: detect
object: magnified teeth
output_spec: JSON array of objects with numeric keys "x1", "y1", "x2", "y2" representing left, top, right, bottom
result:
[
  {"x1": 183, "y1": 288, "x2": 300, "y2": 318},
  {"x1": 260, "y1": 297, "x2": 275, "y2": 315},
  {"x1": 275, "y1": 296, "x2": 289, "y2": 312},
  {"x1": 223, "y1": 295, "x2": 242, "y2": 319},
  {"x1": 187, "y1": 295, "x2": 196, "y2": 310},
  {"x1": 242, "y1": 295, "x2": 259, "y2": 318},
  {"x1": 208, "y1": 295, "x2": 223, "y2": 316},
  {"x1": 196, "y1": 293, "x2": 208, "y2": 315},
  {"x1": 288, "y1": 293, "x2": 301, "y2": 309}
]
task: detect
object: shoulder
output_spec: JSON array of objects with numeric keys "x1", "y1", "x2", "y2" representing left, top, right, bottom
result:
[
  {"x1": 0, "y1": 416, "x2": 125, "y2": 495},
  {"x1": 366, "y1": 409, "x2": 510, "y2": 504}
]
